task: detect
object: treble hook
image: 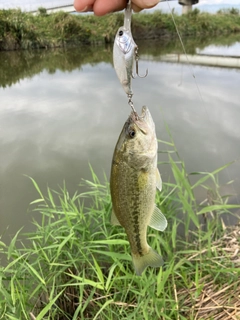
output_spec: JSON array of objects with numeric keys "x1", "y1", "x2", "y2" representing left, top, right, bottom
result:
[{"x1": 132, "y1": 47, "x2": 148, "y2": 79}]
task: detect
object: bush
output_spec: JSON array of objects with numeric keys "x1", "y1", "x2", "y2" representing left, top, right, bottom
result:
[{"x1": 37, "y1": 7, "x2": 47, "y2": 16}]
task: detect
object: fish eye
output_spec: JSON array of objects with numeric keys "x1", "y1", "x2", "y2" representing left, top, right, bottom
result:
[
  {"x1": 119, "y1": 30, "x2": 123, "y2": 36},
  {"x1": 129, "y1": 129, "x2": 136, "y2": 138}
]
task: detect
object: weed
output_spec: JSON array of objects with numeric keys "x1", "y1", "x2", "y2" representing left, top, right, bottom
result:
[
  {"x1": 0, "y1": 139, "x2": 239, "y2": 319},
  {"x1": 1, "y1": 8, "x2": 240, "y2": 50}
]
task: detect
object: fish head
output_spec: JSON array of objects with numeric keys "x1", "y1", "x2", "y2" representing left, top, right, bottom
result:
[{"x1": 115, "y1": 106, "x2": 157, "y2": 167}]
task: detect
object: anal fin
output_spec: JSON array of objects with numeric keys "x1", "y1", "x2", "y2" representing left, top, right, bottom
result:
[
  {"x1": 149, "y1": 206, "x2": 167, "y2": 231},
  {"x1": 111, "y1": 208, "x2": 121, "y2": 226}
]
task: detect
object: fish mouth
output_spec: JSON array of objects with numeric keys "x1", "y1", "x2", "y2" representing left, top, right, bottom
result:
[
  {"x1": 129, "y1": 106, "x2": 154, "y2": 134},
  {"x1": 140, "y1": 106, "x2": 148, "y2": 119},
  {"x1": 130, "y1": 106, "x2": 145, "y2": 122}
]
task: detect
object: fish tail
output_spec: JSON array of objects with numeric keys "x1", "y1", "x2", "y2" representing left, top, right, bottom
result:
[{"x1": 132, "y1": 247, "x2": 164, "y2": 276}]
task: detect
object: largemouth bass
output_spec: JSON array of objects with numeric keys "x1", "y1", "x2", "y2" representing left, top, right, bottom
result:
[{"x1": 110, "y1": 106, "x2": 167, "y2": 276}]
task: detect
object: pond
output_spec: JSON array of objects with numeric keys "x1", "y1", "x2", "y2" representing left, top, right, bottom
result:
[{"x1": 1, "y1": 34, "x2": 240, "y2": 245}]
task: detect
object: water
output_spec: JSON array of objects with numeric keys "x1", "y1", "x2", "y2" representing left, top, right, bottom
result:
[{"x1": 1, "y1": 36, "x2": 240, "y2": 244}]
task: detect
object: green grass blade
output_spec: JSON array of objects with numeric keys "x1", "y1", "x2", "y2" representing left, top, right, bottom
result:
[
  {"x1": 65, "y1": 273, "x2": 104, "y2": 290},
  {"x1": 92, "y1": 299, "x2": 114, "y2": 320},
  {"x1": 197, "y1": 204, "x2": 240, "y2": 215},
  {"x1": 92, "y1": 255, "x2": 104, "y2": 287},
  {"x1": 35, "y1": 289, "x2": 65, "y2": 320},
  {"x1": 25, "y1": 262, "x2": 45, "y2": 285}
]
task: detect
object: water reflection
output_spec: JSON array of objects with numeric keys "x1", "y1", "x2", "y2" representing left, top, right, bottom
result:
[
  {"x1": 198, "y1": 41, "x2": 240, "y2": 56},
  {"x1": 1, "y1": 33, "x2": 240, "y2": 88},
  {"x1": 1, "y1": 35, "x2": 240, "y2": 245},
  {"x1": 0, "y1": 46, "x2": 112, "y2": 88}
]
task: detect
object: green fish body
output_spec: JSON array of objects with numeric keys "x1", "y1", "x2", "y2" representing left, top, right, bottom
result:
[{"x1": 110, "y1": 106, "x2": 167, "y2": 276}]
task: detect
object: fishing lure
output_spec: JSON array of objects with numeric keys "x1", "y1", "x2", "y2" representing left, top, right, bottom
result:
[{"x1": 113, "y1": 0, "x2": 147, "y2": 115}]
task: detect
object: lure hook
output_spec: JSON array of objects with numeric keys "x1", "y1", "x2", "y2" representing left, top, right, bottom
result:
[{"x1": 132, "y1": 47, "x2": 148, "y2": 79}]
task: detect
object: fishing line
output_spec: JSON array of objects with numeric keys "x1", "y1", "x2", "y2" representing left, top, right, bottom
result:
[
  {"x1": 165, "y1": 0, "x2": 239, "y2": 207},
  {"x1": 166, "y1": 0, "x2": 204, "y2": 102}
]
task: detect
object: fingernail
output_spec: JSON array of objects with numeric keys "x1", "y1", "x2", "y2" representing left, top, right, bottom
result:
[{"x1": 79, "y1": 5, "x2": 93, "y2": 12}]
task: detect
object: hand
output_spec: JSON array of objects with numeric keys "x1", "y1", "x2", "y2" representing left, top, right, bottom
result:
[{"x1": 74, "y1": 0, "x2": 159, "y2": 16}]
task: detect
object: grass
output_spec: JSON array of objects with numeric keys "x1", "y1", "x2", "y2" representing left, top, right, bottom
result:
[
  {"x1": 0, "y1": 7, "x2": 240, "y2": 50},
  {"x1": 0, "y1": 136, "x2": 239, "y2": 320}
]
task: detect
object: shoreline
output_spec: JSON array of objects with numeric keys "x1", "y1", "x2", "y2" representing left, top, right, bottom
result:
[{"x1": 0, "y1": 8, "x2": 240, "y2": 51}]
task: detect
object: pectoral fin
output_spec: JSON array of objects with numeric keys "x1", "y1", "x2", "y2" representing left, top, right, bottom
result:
[
  {"x1": 156, "y1": 168, "x2": 162, "y2": 191},
  {"x1": 149, "y1": 206, "x2": 167, "y2": 231},
  {"x1": 111, "y1": 209, "x2": 121, "y2": 226}
]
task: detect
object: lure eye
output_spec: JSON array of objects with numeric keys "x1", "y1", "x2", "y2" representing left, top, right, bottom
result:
[
  {"x1": 119, "y1": 30, "x2": 123, "y2": 36},
  {"x1": 129, "y1": 129, "x2": 136, "y2": 138}
]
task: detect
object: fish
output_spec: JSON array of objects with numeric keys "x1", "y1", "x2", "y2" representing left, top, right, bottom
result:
[
  {"x1": 113, "y1": 0, "x2": 137, "y2": 96},
  {"x1": 110, "y1": 106, "x2": 167, "y2": 276}
]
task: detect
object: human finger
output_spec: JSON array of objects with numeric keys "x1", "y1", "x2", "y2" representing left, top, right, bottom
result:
[
  {"x1": 93, "y1": 0, "x2": 126, "y2": 16},
  {"x1": 131, "y1": 4, "x2": 142, "y2": 12},
  {"x1": 132, "y1": 0, "x2": 159, "y2": 11},
  {"x1": 74, "y1": 0, "x2": 94, "y2": 12}
]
